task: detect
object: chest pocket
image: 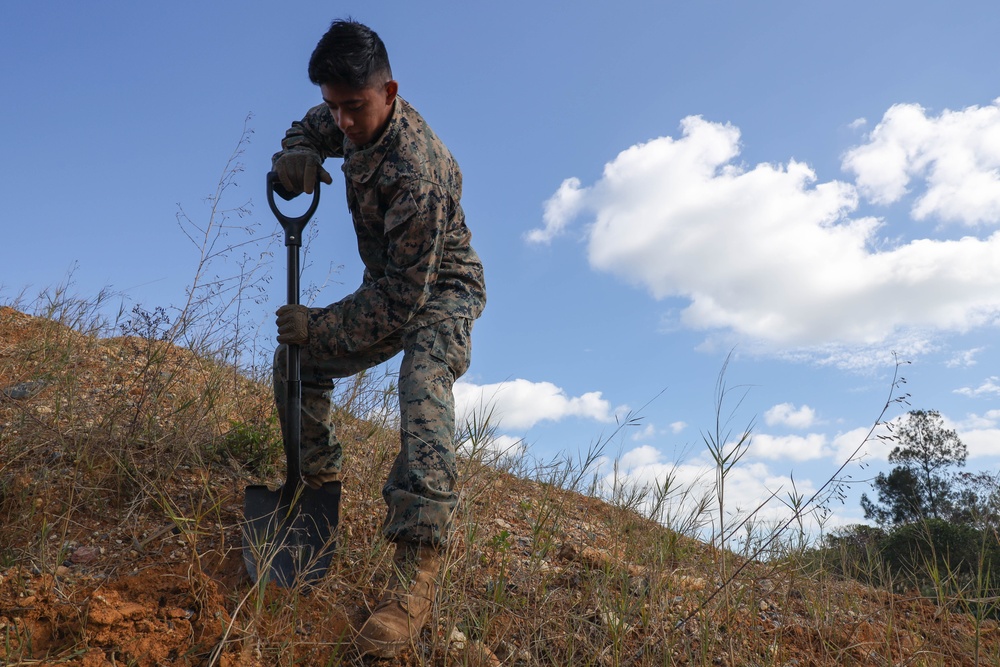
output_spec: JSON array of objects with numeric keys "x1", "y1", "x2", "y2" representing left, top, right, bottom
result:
[{"x1": 348, "y1": 185, "x2": 385, "y2": 238}]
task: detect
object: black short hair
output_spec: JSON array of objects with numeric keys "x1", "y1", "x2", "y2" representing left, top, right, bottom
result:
[{"x1": 308, "y1": 19, "x2": 392, "y2": 89}]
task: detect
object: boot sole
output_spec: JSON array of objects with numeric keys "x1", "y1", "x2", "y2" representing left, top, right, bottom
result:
[{"x1": 355, "y1": 634, "x2": 407, "y2": 658}]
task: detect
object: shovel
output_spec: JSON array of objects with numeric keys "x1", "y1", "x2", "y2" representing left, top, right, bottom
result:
[{"x1": 242, "y1": 171, "x2": 341, "y2": 587}]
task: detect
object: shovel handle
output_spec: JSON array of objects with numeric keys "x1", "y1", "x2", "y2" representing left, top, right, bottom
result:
[
  {"x1": 266, "y1": 171, "x2": 321, "y2": 248},
  {"x1": 266, "y1": 171, "x2": 320, "y2": 492}
]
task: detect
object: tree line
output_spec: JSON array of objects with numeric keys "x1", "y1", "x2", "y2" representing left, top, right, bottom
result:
[{"x1": 814, "y1": 410, "x2": 1000, "y2": 600}]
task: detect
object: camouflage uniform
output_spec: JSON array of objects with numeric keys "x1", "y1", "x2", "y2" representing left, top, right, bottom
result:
[{"x1": 272, "y1": 97, "x2": 486, "y2": 547}]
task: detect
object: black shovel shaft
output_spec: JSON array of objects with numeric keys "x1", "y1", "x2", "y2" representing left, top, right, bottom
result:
[
  {"x1": 285, "y1": 242, "x2": 302, "y2": 490},
  {"x1": 266, "y1": 171, "x2": 321, "y2": 491}
]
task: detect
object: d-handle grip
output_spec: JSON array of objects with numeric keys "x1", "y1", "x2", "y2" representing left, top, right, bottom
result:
[{"x1": 266, "y1": 171, "x2": 321, "y2": 248}]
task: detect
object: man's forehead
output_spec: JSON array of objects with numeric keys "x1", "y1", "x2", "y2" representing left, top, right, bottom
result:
[{"x1": 320, "y1": 82, "x2": 377, "y2": 104}]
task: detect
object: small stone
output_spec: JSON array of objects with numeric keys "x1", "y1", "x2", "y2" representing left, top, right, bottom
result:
[
  {"x1": 71, "y1": 546, "x2": 100, "y2": 564},
  {"x1": 466, "y1": 641, "x2": 502, "y2": 667},
  {"x1": 87, "y1": 605, "x2": 122, "y2": 626},
  {"x1": 2, "y1": 380, "x2": 48, "y2": 399},
  {"x1": 449, "y1": 627, "x2": 467, "y2": 650}
]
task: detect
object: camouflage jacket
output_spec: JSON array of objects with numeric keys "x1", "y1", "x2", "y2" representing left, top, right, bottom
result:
[{"x1": 273, "y1": 97, "x2": 486, "y2": 355}]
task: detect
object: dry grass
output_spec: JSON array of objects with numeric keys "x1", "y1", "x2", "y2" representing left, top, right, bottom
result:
[{"x1": 2, "y1": 302, "x2": 1000, "y2": 667}]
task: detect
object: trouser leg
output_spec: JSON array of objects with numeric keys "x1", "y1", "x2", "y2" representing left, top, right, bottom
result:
[
  {"x1": 273, "y1": 339, "x2": 400, "y2": 477},
  {"x1": 382, "y1": 318, "x2": 473, "y2": 547}
]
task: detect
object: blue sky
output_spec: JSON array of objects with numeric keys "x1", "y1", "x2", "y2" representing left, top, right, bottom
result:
[{"x1": 5, "y1": 1, "x2": 1000, "y2": 539}]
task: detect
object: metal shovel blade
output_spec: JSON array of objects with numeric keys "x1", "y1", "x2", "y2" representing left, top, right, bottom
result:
[{"x1": 242, "y1": 481, "x2": 341, "y2": 587}]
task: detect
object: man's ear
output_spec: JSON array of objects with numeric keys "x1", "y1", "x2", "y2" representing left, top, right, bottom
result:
[{"x1": 384, "y1": 80, "x2": 399, "y2": 104}]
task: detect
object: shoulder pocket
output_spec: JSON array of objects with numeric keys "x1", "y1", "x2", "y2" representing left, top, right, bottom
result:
[{"x1": 384, "y1": 190, "x2": 418, "y2": 234}]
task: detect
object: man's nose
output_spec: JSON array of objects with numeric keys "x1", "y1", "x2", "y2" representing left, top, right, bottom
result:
[{"x1": 336, "y1": 112, "x2": 353, "y2": 131}]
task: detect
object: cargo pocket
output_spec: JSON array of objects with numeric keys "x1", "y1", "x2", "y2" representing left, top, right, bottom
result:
[{"x1": 430, "y1": 318, "x2": 473, "y2": 380}]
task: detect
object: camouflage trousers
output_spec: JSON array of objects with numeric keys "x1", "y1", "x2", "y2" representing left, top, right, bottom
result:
[{"x1": 273, "y1": 317, "x2": 473, "y2": 547}]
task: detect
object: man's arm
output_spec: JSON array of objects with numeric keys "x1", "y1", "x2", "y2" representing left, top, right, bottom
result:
[
  {"x1": 272, "y1": 104, "x2": 345, "y2": 196},
  {"x1": 309, "y1": 179, "x2": 449, "y2": 354}
]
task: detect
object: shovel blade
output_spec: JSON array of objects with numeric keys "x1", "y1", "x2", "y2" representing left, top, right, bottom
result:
[{"x1": 242, "y1": 481, "x2": 341, "y2": 587}]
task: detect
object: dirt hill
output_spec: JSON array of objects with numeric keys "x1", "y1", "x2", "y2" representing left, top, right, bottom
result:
[{"x1": 1, "y1": 305, "x2": 998, "y2": 666}]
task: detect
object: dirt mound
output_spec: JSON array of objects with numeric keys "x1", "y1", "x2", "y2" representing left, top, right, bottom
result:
[
  {"x1": 0, "y1": 565, "x2": 230, "y2": 667},
  {"x1": 2, "y1": 306, "x2": 1000, "y2": 666}
]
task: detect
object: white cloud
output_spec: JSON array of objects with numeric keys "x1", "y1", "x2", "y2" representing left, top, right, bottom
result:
[
  {"x1": 954, "y1": 412, "x2": 998, "y2": 430},
  {"x1": 831, "y1": 426, "x2": 887, "y2": 464},
  {"x1": 750, "y1": 433, "x2": 829, "y2": 461},
  {"x1": 631, "y1": 423, "x2": 657, "y2": 441},
  {"x1": 670, "y1": 421, "x2": 688, "y2": 434},
  {"x1": 954, "y1": 376, "x2": 1000, "y2": 397},
  {"x1": 946, "y1": 347, "x2": 984, "y2": 368},
  {"x1": 713, "y1": 463, "x2": 817, "y2": 519},
  {"x1": 602, "y1": 447, "x2": 821, "y2": 535},
  {"x1": 532, "y1": 113, "x2": 1000, "y2": 355},
  {"x1": 619, "y1": 444, "x2": 662, "y2": 471},
  {"x1": 764, "y1": 402, "x2": 817, "y2": 428},
  {"x1": 772, "y1": 336, "x2": 935, "y2": 371},
  {"x1": 454, "y1": 378, "x2": 616, "y2": 431},
  {"x1": 947, "y1": 412, "x2": 1000, "y2": 459},
  {"x1": 868, "y1": 409, "x2": 1000, "y2": 461},
  {"x1": 458, "y1": 433, "x2": 527, "y2": 462},
  {"x1": 843, "y1": 99, "x2": 1000, "y2": 225},
  {"x1": 526, "y1": 177, "x2": 585, "y2": 244},
  {"x1": 957, "y1": 427, "x2": 1000, "y2": 458}
]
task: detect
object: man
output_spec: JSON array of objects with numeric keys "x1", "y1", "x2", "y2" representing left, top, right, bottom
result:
[{"x1": 270, "y1": 19, "x2": 486, "y2": 658}]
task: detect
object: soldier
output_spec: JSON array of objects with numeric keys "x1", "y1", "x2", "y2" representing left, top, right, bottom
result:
[{"x1": 270, "y1": 19, "x2": 486, "y2": 658}]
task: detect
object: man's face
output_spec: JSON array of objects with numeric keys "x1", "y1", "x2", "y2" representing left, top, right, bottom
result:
[{"x1": 320, "y1": 79, "x2": 398, "y2": 147}]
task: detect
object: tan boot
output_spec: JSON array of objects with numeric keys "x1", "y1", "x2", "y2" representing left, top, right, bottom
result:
[
  {"x1": 302, "y1": 471, "x2": 340, "y2": 490},
  {"x1": 356, "y1": 543, "x2": 443, "y2": 658}
]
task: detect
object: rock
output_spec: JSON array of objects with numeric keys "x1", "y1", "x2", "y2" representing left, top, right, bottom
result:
[
  {"x1": 466, "y1": 641, "x2": 502, "y2": 667},
  {"x1": 447, "y1": 627, "x2": 501, "y2": 666},
  {"x1": 79, "y1": 648, "x2": 111, "y2": 667},
  {"x1": 87, "y1": 604, "x2": 122, "y2": 626},
  {"x1": 448, "y1": 626, "x2": 467, "y2": 650},
  {"x1": 71, "y1": 546, "x2": 101, "y2": 564},
  {"x1": 118, "y1": 602, "x2": 147, "y2": 619},
  {"x1": 2, "y1": 380, "x2": 48, "y2": 399}
]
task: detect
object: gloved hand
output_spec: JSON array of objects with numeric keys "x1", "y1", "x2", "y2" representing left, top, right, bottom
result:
[
  {"x1": 273, "y1": 150, "x2": 333, "y2": 196},
  {"x1": 276, "y1": 304, "x2": 310, "y2": 345}
]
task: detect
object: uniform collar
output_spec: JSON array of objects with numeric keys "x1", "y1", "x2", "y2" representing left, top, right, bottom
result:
[{"x1": 343, "y1": 98, "x2": 403, "y2": 183}]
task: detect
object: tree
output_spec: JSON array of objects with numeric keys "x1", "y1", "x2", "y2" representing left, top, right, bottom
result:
[
  {"x1": 861, "y1": 410, "x2": 966, "y2": 527},
  {"x1": 860, "y1": 467, "x2": 925, "y2": 526},
  {"x1": 880, "y1": 519, "x2": 1000, "y2": 594},
  {"x1": 950, "y1": 470, "x2": 1000, "y2": 530}
]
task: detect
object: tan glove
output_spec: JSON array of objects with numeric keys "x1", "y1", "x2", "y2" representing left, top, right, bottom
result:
[
  {"x1": 273, "y1": 150, "x2": 333, "y2": 195},
  {"x1": 276, "y1": 304, "x2": 310, "y2": 345}
]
